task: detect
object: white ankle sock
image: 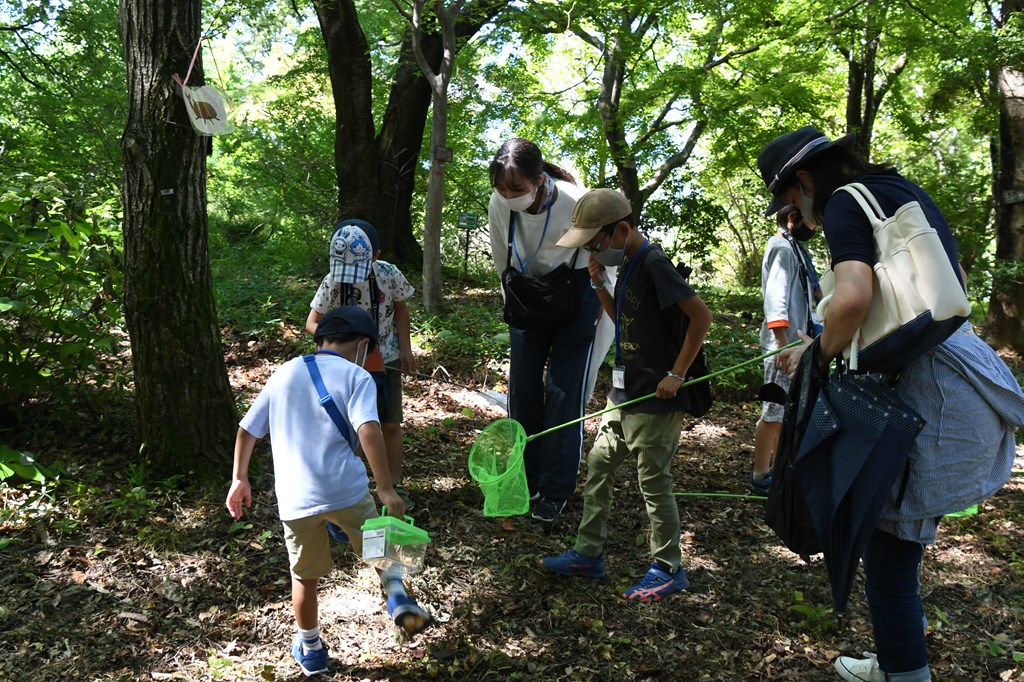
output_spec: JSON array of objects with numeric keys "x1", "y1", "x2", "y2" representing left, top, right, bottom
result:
[{"x1": 297, "y1": 624, "x2": 322, "y2": 651}]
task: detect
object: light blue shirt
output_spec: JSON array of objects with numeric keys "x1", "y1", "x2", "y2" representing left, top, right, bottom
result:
[
  {"x1": 880, "y1": 323, "x2": 1024, "y2": 543},
  {"x1": 240, "y1": 354, "x2": 379, "y2": 521}
]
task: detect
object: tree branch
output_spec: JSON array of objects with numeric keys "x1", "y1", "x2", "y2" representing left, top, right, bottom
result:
[
  {"x1": 824, "y1": 0, "x2": 873, "y2": 23},
  {"x1": 0, "y1": 45, "x2": 48, "y2": 91},
  {"x1": 640, "y1": 119, "x2": 707, "y2": 202}
]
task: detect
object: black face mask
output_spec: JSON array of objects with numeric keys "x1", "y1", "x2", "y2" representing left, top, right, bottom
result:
[{"x1": 791, "y1": 224, "x2": 815, "y2": 242}]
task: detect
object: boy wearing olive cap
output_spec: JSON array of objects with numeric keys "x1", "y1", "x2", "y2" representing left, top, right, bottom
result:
[
  {"x1": 226, "y1": 305, "x2": 430, "y2": 677},
  {"x1": 539, "y1": 189, "x2": 713, "y2": 602}
]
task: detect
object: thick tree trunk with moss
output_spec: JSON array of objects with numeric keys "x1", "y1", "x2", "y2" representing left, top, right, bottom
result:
[
  {"x1": 118, "y1": 0, "x2": 236, "y2": 480},
  {"x1": 990, "y1": 31, "x2": 1024, "y2": 352}
]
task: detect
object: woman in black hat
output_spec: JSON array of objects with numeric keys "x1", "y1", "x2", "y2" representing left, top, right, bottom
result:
[{"x1": 759, "y1": 126, "x2": 1024, "y2": 682}]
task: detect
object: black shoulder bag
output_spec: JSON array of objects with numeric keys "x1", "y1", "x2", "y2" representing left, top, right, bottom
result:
[
  {"x1": 501, "y1": 211, "x2": 580, "y2": 330},
  {"x1": 674, "y1": 262, "x2": 713, "y2": 417}
]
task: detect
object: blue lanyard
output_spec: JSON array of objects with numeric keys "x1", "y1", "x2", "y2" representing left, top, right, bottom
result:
[
  {"x1": 613, "y1": 239, "x2": 649, "y2": 363},
  {"x1": 797, "y1": 242, "x2": 820, "y2": 292},
  {"x1": 315, "y1": 349, "x2": 345, "y2": 359},
  {"x1": 511, "y1": 176, "x2": 554, "y2": 272}
]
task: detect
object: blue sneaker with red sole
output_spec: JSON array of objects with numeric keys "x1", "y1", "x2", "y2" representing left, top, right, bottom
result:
[{"x1": 621, "y1": 562, "x2": 689, "y2": 602}]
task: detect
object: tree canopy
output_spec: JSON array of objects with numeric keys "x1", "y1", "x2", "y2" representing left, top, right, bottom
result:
[{"x1": 2, "y1": 0, "x2": 1022, "y2": 473}]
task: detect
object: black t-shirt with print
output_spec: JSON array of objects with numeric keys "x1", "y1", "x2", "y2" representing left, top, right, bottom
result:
[{"x1": 609, "y1": 242, "x2": 698, "y2": 414}]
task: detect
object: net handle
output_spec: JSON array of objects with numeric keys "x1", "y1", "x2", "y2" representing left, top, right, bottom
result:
[{"x1": 524, "y1": 340, "x2": 802, "y2": 443}]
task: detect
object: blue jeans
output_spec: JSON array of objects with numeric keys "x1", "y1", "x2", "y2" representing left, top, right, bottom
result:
[
  {"x1": 862, "y1": 528, "x2": 929, "y2": 678},
  {"x1": 508, "y1": 268, "x2": 600, "y2": 501}
]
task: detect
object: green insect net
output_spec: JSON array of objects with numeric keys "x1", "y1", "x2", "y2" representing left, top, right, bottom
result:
[{"x1": 467, "y1": 418, "x2": 529, "y2": 517}]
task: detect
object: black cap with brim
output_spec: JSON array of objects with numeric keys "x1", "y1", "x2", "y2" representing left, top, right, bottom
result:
[
  {"x1": 314, "y1": 305, "x2": 378, "y2": 349},
  {"x1": 758, "y1": 126, "x2": 856, "y2": 215}
]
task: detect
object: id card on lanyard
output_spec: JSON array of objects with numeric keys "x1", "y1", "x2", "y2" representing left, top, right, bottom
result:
[{"x1": 612, "y1": 240, "x2": 649, "y2": 390}]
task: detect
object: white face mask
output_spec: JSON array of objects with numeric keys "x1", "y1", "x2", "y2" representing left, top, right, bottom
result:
[
  {"x1": 501, "y1": 185, "x2": 537, "y2": 212},
  {"x1": 354, "y1": 339, "x2": 369, "y2": 368},
  {"x1": 590, "y1": 228, "x2": 625, "y2": 266},
  {"x1": 798, "y1": 183, "x2": 818, "y2": 229}
]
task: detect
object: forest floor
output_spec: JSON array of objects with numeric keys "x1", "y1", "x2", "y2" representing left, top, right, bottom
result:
[{"x1": 2, "y1": 288, "x2": 1024, "y2": 681}]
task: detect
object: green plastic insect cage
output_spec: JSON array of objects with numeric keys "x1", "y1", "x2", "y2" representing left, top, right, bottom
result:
[{"x1": 360, "y1": 507, "x2": 432, "y2": 574}]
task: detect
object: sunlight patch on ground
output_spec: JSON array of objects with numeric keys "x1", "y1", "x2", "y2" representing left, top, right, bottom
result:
[
  {"x1": 431, "y1": 476, "x2": 469, "y2": 493},
  {"x1": 320, "y1": 567, "x2": 382, "y2": 620},
  {"x1": 681, "y1": 421, "x2": 735, "y2": 443},
  {"x1": 448, "y1": 388, "x2": 508, "y2": 416}
]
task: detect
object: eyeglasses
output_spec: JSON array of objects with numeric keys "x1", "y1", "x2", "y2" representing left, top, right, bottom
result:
[
  {"x1": 583, "y1": 235, "x2": 607, "y2": 253},
  {"x1": 583, "y1": 223, "x2": 618, "y2": 253}
]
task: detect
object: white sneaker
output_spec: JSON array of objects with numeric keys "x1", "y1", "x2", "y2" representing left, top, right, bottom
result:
[{"x1": 834, "y1": 652, "x2": 884, "y2": 681}]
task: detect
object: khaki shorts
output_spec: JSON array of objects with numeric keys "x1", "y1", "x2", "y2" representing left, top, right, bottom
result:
[
  {"x1": 760, "y1": 357, "x2": 792, "y2": 423},
  {"x1": 282, "y1": 492, "x2": 378, "y2": 580}
]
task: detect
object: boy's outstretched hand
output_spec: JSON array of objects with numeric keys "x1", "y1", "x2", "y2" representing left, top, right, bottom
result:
[{"x1": 225, "y1": 478, "x2": 252, "y2": 520}]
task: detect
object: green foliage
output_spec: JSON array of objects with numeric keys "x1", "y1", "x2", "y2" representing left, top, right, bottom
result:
[
  {"x1": 700, "y1": 287, "x2": 764, "y2": 402},
  {"x1": 0, "y1": 174, "x2": 123, "y2": 409},
  {"x1": 415, "y1": 309, "x2": 509, "y2": 372},
  {"x1": 0, "y1": 446, "x2": 49, "y2": 483},
  {"x1": 789, "y1": 590, "x2": 836, "y2": 635}
]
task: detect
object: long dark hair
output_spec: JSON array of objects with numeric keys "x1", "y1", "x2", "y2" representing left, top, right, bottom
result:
[
  {"x1": 488, "y1": 137, "x2": 576, "y2": 187},
  {"x1": 795, "y1": 147, "x2": 891, "y2": 222}
]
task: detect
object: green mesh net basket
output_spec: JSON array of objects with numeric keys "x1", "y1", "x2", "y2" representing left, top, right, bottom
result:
[{"x1": 467, "y1": 418, "x2": 529, "y2": 517}]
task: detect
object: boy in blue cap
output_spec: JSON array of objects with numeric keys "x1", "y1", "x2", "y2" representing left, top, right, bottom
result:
[
  {"x1": 227, "y1": 306, "x2": 430, "y2": 677},
  {"x1": 306, "y1": 220, "x2": 417, "y2": 510}
]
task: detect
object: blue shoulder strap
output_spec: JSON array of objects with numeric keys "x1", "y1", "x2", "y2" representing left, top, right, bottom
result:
[{"x1": 303, "y1": 354, "x2": 357, "y2": 450}]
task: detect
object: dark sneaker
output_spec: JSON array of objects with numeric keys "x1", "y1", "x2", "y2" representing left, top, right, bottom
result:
[
  {"x1": 290, "y1": 634, "x2": 328, "y2": 676},
  {"x1": 387, "y1": 593, "x2": 432, "y2": 636},
  {"x1": 326, "y1": 522, "x2": 349, "y2": 543},
  {"x1": 622, "y1": 562, "x2": 689, "y2": 602},
  {"x1": 393, "y1": 484, "x2": 415, "y2": 512},
  {"x1": 748, "y1": 472, "x2": 771, "y2": 496},
  {"x1": 529, "y1": 491, "x2": 540, "y2": 504},
  {"x1": 531, "y1": 496, "x2": 567, "y2": 522},
  {"x1": 539, "y1": 549, "x2": 606, "y2": 578}
]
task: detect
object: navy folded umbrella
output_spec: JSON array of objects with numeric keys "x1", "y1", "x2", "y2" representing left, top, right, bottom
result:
[{"x1": 794, "y1": 371, "x2": 925, "y2": 612}]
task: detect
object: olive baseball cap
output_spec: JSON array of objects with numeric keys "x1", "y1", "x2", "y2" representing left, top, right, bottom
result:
[{"x1": 556, "y1": 188, "x2": 632, "y2": 248}]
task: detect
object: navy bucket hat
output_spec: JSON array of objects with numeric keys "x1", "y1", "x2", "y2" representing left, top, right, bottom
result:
[{"x1": 758, "y1": 126, "x2": 856, "y2": 215}]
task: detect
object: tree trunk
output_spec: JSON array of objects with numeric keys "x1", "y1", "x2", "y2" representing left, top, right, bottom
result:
[
  {"x1": 118, "y1": 0, "x2": 236, "y2": 481},
  {"x1": 316, "y1": 0, "x2": 504, "y2": 267},
  {"x1": 421, "y1": 97, "x2": 447, "y2": 313},
  {"x1": 989, "y1": 7, "x2": 1024, "y2": 352}
]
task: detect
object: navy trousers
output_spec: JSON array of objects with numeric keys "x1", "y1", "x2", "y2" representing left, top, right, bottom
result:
[{"x1": 508, "y1": 267, "x2": 600, "y2": 501}]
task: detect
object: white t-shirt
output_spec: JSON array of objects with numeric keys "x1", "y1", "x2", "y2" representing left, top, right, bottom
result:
[
  {"x1": 309, "y1": 261, "x2": 415, "y2": 364},
  {"x1": 239, "y1": 353, "x2": 378, "y2": 521},
  {"x1": 488, "y1": 177, "x2": 588, "y2": 279}
]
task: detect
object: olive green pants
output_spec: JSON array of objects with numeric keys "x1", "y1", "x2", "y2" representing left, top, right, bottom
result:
[{"x1": 574, "y1": 405, "x2": 684, "y2": 572}]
